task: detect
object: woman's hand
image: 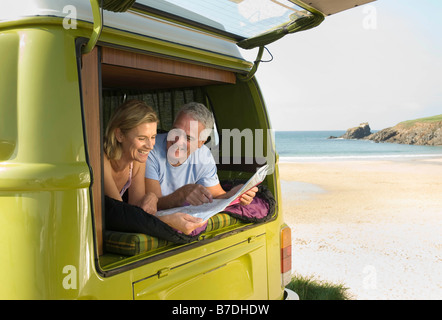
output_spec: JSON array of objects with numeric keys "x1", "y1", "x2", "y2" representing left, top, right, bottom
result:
[
  {"x1": 159, "y1": 213, "x2": 206, "y2": 235},
  {"x1": 139, "y1": 192, "x2": 158, "y2": 215}
]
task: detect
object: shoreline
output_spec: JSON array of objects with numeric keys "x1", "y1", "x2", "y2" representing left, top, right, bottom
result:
[
  {"x1": 279, "y1": 157, "x2": 442, "y2": 300},
  {"x1": 279, "y1": 153, "x2": 442, "y2": 163}
]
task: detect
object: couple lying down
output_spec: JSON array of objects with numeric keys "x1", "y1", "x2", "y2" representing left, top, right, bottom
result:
[{"x1": 103, "y1": 100, "x2": 272, "y2": 242}]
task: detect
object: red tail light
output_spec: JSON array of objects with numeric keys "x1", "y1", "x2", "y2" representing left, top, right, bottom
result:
[{"x1": 280, "y1": 226, "x2": 292, "y2": 274}]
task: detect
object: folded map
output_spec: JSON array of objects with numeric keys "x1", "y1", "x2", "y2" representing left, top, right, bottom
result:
[{"x1": 155, "y1": 164, "x2": 270, "y2": 221}]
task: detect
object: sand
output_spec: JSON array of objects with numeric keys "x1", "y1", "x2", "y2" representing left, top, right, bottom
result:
[{"x1": 279, "y1": 157, "x2": 442, "y2": 300}]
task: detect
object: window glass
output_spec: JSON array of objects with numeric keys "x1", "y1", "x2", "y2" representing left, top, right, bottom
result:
[{"x1": 136, "y1": 0, "x2": 306, "y2": 38}]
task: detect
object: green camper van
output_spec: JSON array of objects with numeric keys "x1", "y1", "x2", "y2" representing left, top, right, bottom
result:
[{"x1": 0, "y1": 0, "x2": 373, "y2": 300}]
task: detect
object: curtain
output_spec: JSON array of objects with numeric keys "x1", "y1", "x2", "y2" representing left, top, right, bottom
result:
[
  {"x1": 100, "y1": 0, "x2": 136, "y2": 13},
  {"x1": 102, "y1": 87, "x2": 206, "y2": 132}
]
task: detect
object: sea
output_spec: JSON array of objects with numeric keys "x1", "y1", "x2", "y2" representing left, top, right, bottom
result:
[{"x1": 275, "y1": 131, "x2": 442, "y2": 162}]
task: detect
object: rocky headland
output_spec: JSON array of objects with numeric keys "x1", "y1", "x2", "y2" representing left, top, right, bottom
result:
[
  {"x1": 336, "y1": 115, "x2": 442, "y2": 146},
  {"x1": 339, "y1": 122, "x2": 372, "y2": 139},
  {"x1": 367, "y1": 119, "x2": 442, "y2": 146}
]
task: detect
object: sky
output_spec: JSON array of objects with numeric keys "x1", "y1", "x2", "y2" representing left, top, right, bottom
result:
[{"x1": 240, "y1": 0, "x2": 442, "y2": 131}]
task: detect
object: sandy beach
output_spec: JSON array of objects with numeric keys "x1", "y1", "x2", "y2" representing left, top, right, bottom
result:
[{"x1": 279, "y1": 157, "x2": 442, "y2": 300}]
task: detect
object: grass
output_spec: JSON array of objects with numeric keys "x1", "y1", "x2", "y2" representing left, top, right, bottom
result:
[
  {"x1": 398, "y1": 114, "x2": 442, "y2": 128},
  {"x1": 286, "y1": 274, "x2": 352, "y2": 300}
]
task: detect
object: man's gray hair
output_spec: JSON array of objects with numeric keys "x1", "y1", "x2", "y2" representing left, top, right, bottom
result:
[{"x1": 176, "y1": 102, "x2": 215, "y2": 140}]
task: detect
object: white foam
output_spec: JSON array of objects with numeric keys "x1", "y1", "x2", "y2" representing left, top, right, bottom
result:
[{"x1": 279, "y1": 154, "x2": 442, "y2": 163}]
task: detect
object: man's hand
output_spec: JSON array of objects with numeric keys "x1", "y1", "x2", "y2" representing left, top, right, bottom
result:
[
  {"x1": 226, "y1": 184, "x2": 258, "y2": 206},
  {"x1": 238, "y1": 186, "x2": 258, "y2": 205},
  {"x1": 177, "y1": 184, "x2": 213, "y2": 206}
]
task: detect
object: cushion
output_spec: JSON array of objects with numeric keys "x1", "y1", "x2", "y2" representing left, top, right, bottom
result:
[
  {"x1": 104, "y1": 231, "x2": 170, "y2": 256},
  {"x1": 104, "y1": 212, "x2": 239, "y2": 256}
]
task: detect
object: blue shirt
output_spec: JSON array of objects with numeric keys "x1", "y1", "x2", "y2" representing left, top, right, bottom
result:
[{"x1": 145, "y1": 133, "x2": 219, "y2": 196}]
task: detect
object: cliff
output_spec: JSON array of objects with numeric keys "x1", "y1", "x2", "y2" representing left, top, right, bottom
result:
[{"x1": 366, "y1": 116, "x2": 442, "y2": 146}]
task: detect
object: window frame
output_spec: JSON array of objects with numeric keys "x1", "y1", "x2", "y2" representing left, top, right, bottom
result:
[{"x1": 78, "y1": 42, "x2": 259, "y2": 270}]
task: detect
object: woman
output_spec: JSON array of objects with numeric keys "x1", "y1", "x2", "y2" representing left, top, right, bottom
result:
[{"x1": 103, "y1": 99, "x2": 205, "y2": 235}]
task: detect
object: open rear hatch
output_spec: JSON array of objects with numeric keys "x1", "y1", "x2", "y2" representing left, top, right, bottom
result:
[{"x1": 126, "y1": 0, "x2": 376, "y2": 49}]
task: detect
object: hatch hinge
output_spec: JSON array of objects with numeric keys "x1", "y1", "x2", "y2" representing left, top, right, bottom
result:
[
  {"x1": 82, "y1": 0, "x2": 103, "y2": 54},
  {"x1": 237, "y1": 46, "x2": 266, "y2": 82}
]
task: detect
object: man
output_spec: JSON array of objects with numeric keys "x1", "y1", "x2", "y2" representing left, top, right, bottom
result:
[{"x1": 145, "y1": 102, "x2": 257, "y2": 210}]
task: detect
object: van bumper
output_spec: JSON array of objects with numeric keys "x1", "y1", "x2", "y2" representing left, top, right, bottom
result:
[{"x1": 283, "y1": 288, "x2": 299, "y2": 300}]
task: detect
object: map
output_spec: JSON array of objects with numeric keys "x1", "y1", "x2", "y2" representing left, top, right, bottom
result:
[{"x1": 155, "y1": 164, "x2": 270, "y2": 221}]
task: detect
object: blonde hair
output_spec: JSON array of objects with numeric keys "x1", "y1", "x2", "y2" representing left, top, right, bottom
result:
[{"x1": 104, "y1": 100, "x2": 158, "y2": 160}]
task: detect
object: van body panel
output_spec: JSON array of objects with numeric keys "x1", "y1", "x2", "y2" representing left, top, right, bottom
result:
[
  {"x1": 133, "y1": 234, "x2": 268, "y2": 300},
  {"x1": 0, "y1": 26, "x2": 92, "y2": 299},
  {"x1": 0, "y1": 32, "x2": 19, "y2": 161},
  {"x1": 0, "y1": 27, "x2": 85, "y2": 165}
]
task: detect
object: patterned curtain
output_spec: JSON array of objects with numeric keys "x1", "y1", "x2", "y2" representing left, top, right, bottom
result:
[
  {"x1": 102, "y1": 87, "x2": 206, "y2": 132},
  {"x1": 100, "y1": 0, "x2": 136, "y2": 12}
]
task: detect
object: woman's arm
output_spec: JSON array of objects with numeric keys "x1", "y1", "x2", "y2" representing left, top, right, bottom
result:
[
  {"x1": 103, "y1": 156, "x2": 124, "y2": 201},
  {"x1": 129, "y1": 162, "x2": 158, "y2": 214}
]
